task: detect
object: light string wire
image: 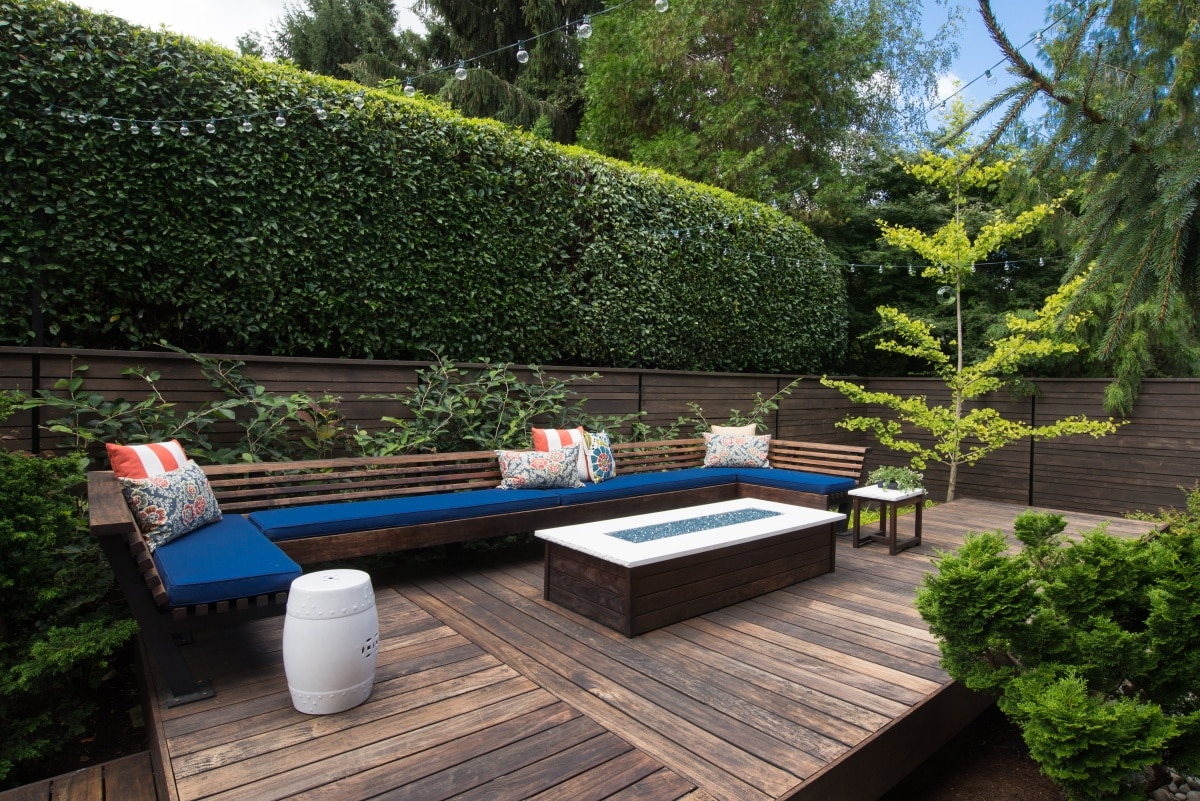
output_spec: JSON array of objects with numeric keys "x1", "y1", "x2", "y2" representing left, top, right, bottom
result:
[
  {"x1": 650, "y1": 225, "x2": 1066, "y2": 274},
  {"x1": 914, "y1": 0, "x2": 1092, "y2": 128},
  {"x1": 35, "y1": 0, "x2": 1071, "y2": 274},
  {"x1": 38, "y1": 0, "x2": 661, "y2": 134}
]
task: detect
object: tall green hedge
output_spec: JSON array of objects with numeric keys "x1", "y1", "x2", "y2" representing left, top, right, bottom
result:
[{"x1": 0, "y1": 0, "x2": 845, "y2": 373}]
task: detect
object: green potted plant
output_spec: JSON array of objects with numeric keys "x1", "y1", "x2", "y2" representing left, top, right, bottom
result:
[{"x1": 866, "y1": 465, "x2": 924, "y2": 492}]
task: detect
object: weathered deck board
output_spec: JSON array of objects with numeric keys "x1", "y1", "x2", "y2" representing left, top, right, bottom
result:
[
  {"x1": 0, "y1": 753, "x2": 159, "y2": 801},
  {"x1": 128, "y1": 498, "x2": 1156, "y2": 801}
]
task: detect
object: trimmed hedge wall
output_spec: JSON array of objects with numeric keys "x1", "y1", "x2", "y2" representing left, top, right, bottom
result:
[{"x1": 0, "y1": 0, "x2": 845, "y2": 373}]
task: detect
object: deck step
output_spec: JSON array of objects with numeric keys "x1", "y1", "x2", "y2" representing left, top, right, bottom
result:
[{"x1": 0, "y1": 752, "x2": 158, "y2": 801}]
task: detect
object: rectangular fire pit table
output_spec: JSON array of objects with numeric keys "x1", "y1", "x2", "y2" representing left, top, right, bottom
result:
[{"x1": 536, "y1": 498, "x2": 845, "y2": 636}]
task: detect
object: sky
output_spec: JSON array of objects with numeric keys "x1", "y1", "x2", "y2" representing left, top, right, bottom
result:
[{"x1": 70, "y1": 0, "x2": 1057, "y2": 130}]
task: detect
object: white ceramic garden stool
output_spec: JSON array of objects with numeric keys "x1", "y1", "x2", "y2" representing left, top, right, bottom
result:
[{"x1": 282, "y1": 568, "x2": 379, "y2": 714}]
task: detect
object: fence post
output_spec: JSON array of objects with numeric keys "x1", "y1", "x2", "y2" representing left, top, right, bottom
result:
[
  {"x1": 1028, "y1": 394, "x2": 1036, "y2": 506},
  {"x1": 29, "y1": 208, "x2": 47, "y2": 453}
]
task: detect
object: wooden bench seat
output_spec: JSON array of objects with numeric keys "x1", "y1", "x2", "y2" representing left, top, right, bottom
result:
[{"x1": 89, "y1": 437, "x2": 867, "y2": 705}]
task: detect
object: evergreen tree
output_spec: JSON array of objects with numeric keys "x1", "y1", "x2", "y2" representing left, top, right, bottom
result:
[
  {"x1": 416, "y1": 0, "x2": 603, "y2": 142},
  {"x1": 270, "y1": 0, "x2": 418, "y2": 83},
  {"x1": 577, "y1": 0, "x2": 958, "y2": 211},
  {"x1": 960, "y1": 0, "x2": 1200, "y2": 414}
]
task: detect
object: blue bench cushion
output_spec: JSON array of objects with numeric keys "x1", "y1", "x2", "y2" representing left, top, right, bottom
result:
[
  {"x1": 702, "y1": 467, "x2": 858, "y2": 495},
  {"x1": 550, "y1": 467, "x2": 736, "y2": 505},
  {"x1": 153, "y1": 515, "x2": 302, "y2": 606},
  {"x1": 248, "y1": 488, "x2": 560, "y2": 541}
]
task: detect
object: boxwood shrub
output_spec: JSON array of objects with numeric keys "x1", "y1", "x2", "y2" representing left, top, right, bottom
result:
[{"x1": 1, "y1": 0, "x2": 845, "y2": 373}]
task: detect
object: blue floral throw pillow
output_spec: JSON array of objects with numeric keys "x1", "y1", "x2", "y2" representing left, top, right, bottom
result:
[
  {"x1": 581, "y1": 430, "x2": 616, "y2": 483},
  {"x1": 703, "y1": 432, "x2": 771, "y2": 468},
  {"x1": 119, "y1": 459, "x2": 223, "y2": 552},
  {"x1": 496, "y1": 444, "x2": 585, "y2": 489}
]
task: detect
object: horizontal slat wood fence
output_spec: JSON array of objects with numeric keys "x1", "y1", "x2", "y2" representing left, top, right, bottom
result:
[{"x1": 3, "y1": 347, "x2": 1197, "y2": 518}]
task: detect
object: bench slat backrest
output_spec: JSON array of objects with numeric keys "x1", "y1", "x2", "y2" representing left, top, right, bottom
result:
[
  {"x1": 610, "y1": 438, "x2": 706, "y2": 473},
  {"x1": 768, "y1": 439, "x2": 869, "y2": 479},
  {"x1": 203, "y1": 451, "x2": 502, "y2": 513}
]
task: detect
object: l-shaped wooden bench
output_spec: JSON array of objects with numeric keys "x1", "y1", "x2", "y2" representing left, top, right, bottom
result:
[{"x1": 88, "y1": 437, "x2": 868, "y2": 704}]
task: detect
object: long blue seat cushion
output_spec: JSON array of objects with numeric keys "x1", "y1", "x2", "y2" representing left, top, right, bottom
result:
[
  {"x1": 703, "y1": 467, "x2": 858, "y2": 495},
  {"x1": 247, "y1": 488, "x2": 560, "y2": 541},
  {"x1": 550, "y1": 468, "x2": 736, "y2": 505},
  {"x1": 153, "y1": 515, "x2": 302, "y2": 607}
]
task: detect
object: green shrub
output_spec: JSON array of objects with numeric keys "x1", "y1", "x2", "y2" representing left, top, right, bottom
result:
[
  {"x1": 916, "y1": 505, "x2": 1200, "y2": 800},
  {"x1": 0, "y1": 394, "x2": 137, "y2": 788},
  {"x1": 26, "y1": 349, "x2": 348, "y2": 465},
  {"x1": 0, "y1": 0, "x2": 844, "y2": 374}
]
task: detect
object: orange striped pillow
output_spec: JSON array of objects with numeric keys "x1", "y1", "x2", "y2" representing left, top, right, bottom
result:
[
  {"x1": 531, "y1": 427, "x2": 588, "y2": 480},
  {"x1": 106, "y1": 440, "x2": 189, "y2": 479}
]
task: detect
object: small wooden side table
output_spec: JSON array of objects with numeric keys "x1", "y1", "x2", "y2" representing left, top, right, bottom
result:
[{"x1": 848, "y1": 485, "x2": 926, "y2": 555}]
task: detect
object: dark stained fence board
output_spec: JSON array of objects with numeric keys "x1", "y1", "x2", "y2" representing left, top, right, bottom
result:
[{"x1": 4, "y1": 347, "x2": 1198, "y2": 518}]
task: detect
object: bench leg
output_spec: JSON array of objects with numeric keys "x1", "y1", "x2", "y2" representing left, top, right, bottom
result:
[{"x1": 97, "y1": 534, "x2": 215, "y2": 706}]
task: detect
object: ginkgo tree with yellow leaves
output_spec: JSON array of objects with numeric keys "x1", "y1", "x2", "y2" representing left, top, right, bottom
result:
[{"x1": 822, "y1": 145, "x2": 1122, "y2": 502}]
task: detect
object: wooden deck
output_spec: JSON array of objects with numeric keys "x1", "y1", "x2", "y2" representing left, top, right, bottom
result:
[{"x1": 71, "y1": 499, "x2": 1160, "y2": 801}]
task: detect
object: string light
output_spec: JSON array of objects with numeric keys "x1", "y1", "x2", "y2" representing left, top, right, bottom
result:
[
  {"x1": 42, "y1": 0, "x2": 664, "y2": 135},
  {"x1": 915, "y1": 0, "x2": 1089, "y2": 129}
]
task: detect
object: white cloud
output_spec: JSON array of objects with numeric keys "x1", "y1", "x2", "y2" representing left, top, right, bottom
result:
[{"x1": 936, "y1": 74, "x2": 962, "y2": 102}]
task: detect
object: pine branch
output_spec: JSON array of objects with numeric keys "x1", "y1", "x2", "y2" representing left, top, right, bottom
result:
[{"x1": 978, "y1": 0, "x2": 1107, "y2": 125}]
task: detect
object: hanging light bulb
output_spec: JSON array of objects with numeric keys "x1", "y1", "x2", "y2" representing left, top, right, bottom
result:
[
  {"x1": 516, "y1": 41, "x2": 529, "y2": 64},
  {"x1": 1039, "y1": 257, "x2": 1045, "y2": 267},
  {"x1": 179, "y1": 121, "x2": 191, "y2": 137},
  {"x1": 129, "y1": 121, "x2": 140, "y2": 135},
  {"x1": 205, "y1": 118, "x2": 217, "y2": 134},
  {"x1": 404, "y1": 78, "x2": 416, "y2": 97},
  {"x1": 455, "y1": 60, "x2": 468, "y2": 80},
  {"x1": 111, "y1": 119, "x2": 122, "y2": 132},
  {"x1": 353, "y1": 92, "x2": 365, "y2": 109},
  {"x1": 315, "y1": 105, "x2": 328, "y2": 121},
  {"x1": 78, "y1": 113, "x2": 90, "y2": 124},
  {"x1": 151, "y1": 120, "x2": 162, "y2": 135},
  {"x1": 937, "y1": 285, "x2": 955, "y2": 305},
  {"x1": 577, "y1": 15, "x2": 592, "y2": 38},
  {"x1": 241, "y1": 117, "x2": 253, "y2": 132},
  {"x1": 1035, "y1": 30, "x2": 1044, "y2": 43},
  {"x1": 274, "y1": 111, "x2": 286, "y2": 127},
  {"x1": 43, "y1": 105, "x2": 54, "y2": 116},
  {"x1": 985, "y1": 69, "x2": 997, "y2": 85},
  {"x1": 655, "y1": 0, "x2": 668, "y2": 11}
]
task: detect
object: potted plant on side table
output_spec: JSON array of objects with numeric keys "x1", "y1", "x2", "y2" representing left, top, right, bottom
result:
[{"x1": 865, "y1": 465, "x2": 924, "y2": 492}]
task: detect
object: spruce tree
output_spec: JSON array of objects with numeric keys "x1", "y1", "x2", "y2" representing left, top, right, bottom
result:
[
  {"x1": 417, "y1": 0, "x2": 603, "y2": 142},
  {"x1": 959, "y1": 0, "x2": 1200, "y2": 414}
]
